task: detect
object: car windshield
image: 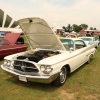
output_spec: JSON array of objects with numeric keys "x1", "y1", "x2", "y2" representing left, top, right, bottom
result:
[{"x1": 60, "y1": 38, "x2": 74, "y2": 50}]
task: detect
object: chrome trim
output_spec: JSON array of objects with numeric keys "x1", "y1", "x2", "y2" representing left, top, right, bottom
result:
[{"x1": 1, "y1": 65, "x2": 59, "y2": 84}]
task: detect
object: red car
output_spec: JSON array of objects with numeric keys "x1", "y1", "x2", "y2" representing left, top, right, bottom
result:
[{"x1": 0, "y1": 33, "x2": 28, "y2": 58}]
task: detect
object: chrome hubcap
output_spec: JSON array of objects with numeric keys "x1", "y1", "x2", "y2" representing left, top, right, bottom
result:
[{"x1": 60, "y1": 67, "x2": 66, "y2": 83}]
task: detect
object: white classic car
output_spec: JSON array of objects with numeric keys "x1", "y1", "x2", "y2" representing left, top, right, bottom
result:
[
  {"x1": 78, "y1": 36, "x2": 99, "y2": 48},
  {"x1": 1, "y1": 17, "x2": 96, "y2": 87}
]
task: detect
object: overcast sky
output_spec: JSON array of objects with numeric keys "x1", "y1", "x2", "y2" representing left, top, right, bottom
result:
[{"x1": 0, "y1": 0, "x2": 100, "y2": 30}]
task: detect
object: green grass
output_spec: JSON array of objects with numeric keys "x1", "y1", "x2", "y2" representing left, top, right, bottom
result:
[{"x1": 0, "y1": 48, "x2": 100, "y2": 100}]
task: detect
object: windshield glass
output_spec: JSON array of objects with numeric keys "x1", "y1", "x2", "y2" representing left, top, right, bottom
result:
[{"x1": 60, "y1": 38, "x2": 74, "y2": 50}]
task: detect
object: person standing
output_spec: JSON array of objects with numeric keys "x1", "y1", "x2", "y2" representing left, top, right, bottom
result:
[
  {"x1": 91, "y1": 32, "x2": 94, "y2": 37},
  {"x1": 86, "y1": 31, "x2": 91, "y2": 36},
  {"x1": 66, "y1": 34, "x2": 71, "y2": 38},
  {"x1": 75, "y1": 33, "x2": 78, "y2": 38},
  {"x1": 98, "y1": 34, "x2": 100, "y2": 45}
]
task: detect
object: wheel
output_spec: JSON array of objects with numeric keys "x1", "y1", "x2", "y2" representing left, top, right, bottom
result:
[
  {"x1": 53, "y1": 66, "x2": 68, "y2": 87},
  {"x1": 87, "y1": 54, "x2": 93, "y2": 64}
]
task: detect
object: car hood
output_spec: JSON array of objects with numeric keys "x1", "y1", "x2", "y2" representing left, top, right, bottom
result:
[
  {"x1": 17, "y1": 17, "x2": 66, "y2": 50},
  {"x1": 3, "y1": 33, "x2": 20, "y2": 44}
]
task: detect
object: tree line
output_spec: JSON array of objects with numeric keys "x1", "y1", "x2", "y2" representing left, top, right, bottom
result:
[{"x1": 62, "y1": 24, "x2": 97, "y2": 33}]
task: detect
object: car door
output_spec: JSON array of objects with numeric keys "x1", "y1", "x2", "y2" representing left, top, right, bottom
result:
[
  {"x1": 0, "y1": 39, "x2": 27, "y2": 57},
  {"x1": 69, "y1": 40, "x2": 88, "y2": 71}
]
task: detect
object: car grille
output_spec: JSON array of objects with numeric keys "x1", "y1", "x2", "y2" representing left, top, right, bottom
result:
[{"x1": 13, "y1": 60, "x2": 39, "y2": 73}]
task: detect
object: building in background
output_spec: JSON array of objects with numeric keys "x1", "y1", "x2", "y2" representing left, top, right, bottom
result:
[
  {"x1": 0, "y1": 9, "x2": 19, "y2": 28},
  {"x1": 0, "y1": 9, "x2": 22, "y2": 33},
  {"x1": 80, "y1": 30, "x2": 100, "y2": 34}
]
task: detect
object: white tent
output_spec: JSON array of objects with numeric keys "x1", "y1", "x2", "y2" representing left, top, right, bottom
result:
[{"x1": 71, "y1": 31, "x2": 76, "y2": 34}]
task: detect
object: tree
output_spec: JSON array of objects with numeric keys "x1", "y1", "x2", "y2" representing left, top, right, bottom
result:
[
  {"x1": 80, "y1": 24, "x2": 88, "y2": 30},
  {"x1": 67, "y1": 24, "x2": 72, "y2": 33},
  {"x1": 72, "y1": 24, "x2": 82, "y2": 32},
  {"x1": 62, "y1": 24, "x2": 72, "y2": 33},
  {"x1": 90, "y1": 27, "x2": 93, "y2": 30},
  {"x1": 62, "y1": 26, "x2": 67, "y2": 32},
  {"x1": 62, "y1": 23, "x2": 97, "y2": 33}
]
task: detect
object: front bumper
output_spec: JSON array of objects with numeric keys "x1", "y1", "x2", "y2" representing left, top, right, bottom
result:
[{"x1": 1, "y1": 65, "x2": 59, "y2": 84}]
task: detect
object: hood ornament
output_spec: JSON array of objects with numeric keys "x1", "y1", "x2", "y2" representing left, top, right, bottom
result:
[{"x1": 21, "y1": 63, "x2": 26, "y2": 71}]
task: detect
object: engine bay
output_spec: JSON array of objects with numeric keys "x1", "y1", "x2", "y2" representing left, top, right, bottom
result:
[{"x1": 17, "y1": 50, "x2": 61, "y2": 62}]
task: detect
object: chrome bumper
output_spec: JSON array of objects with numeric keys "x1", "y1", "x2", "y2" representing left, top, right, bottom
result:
[{"x1": 1, "y1": 65, "x2": 59, "y2": 84}]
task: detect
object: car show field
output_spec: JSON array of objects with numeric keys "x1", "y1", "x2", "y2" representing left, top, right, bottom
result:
[
  {"x1": 1, "y1": 17, "x2": 96, "y2": 87},
  {"x1": 0, "y1": 47, "x2": 100, "y2": 100},
  {"x1": 0, "y1": 17, "x2": 100, "y2": 100}
]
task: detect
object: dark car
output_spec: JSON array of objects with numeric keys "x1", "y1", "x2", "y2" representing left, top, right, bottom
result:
[{"x1": 0, "y1": 33, "x2": 28, "y2": 58}]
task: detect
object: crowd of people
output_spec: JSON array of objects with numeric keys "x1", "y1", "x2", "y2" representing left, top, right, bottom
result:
[
  {"x1": 86, "y1": 31, "x2": 94, "y2": 37},
  {"x1": 56, "y1": 32, "x2": 79, "y2": 38},
  {"x1": 56, "y1": 30, "x2": 100, "y2": 46}
]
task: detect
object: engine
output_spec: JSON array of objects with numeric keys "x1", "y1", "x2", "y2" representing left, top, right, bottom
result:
[{"x1": 17, "y1": 50, "x2": 61, "y2": 63}]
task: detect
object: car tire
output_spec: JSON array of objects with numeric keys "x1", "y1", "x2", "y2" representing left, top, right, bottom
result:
[
  {"x1": 53, "y1": 66, "x2": 67, "y2": 87},
  {"x1": 87, "y1": 54, "x2": 93, "y2": 64}
]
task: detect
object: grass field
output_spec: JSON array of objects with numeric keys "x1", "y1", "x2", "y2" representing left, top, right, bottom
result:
[{"x1": 0, "y1": 47, "x2": 100, "y2": 100}]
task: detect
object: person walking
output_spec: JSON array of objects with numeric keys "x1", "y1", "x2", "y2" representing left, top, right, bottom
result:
[
  {"x1": 75, "y1": 33, "x2": 78, "y2": 38},
  {"x1": 98, "y1": 34, "x2": 100, "y2": 45},
  {"x1": 66, "y1": 34, "x2": 71, "y2": 38},
  {"x1": 86, "y1": 31, "x2": 91, "y2": 36},
  {"x1": 91, "y1": 32, "x2": 94, "y2": 37}
]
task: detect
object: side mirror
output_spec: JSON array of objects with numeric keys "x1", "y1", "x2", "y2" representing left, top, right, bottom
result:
[{"x1": 70, "y1": 47, "x2": 74, "y2": 53}]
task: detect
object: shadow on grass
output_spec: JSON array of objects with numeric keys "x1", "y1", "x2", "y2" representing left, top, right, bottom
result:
[
  {"x1": 5, "y1": 74, "x2": 58, "y2": 92},
  {"x1": 66, "y1": 60, "x2": 95, "y2": 82}
]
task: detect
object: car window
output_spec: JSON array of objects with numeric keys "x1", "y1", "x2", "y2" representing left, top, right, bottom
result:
[
  {"x1": 95, "y1": 37, "x2": 98, "y2": 41},
  {"x1": 60, "y1": 39, "x2": 74, "y2": 50},
  {"x1": 93, "y1": 38, "x2": 95, "y2": 41},
  {"x1": 0, "y1": 40, "x2": 8, "y2": 45},
  {"x1": 75, "y1": 40, "x2": 86, "y2": 50}
]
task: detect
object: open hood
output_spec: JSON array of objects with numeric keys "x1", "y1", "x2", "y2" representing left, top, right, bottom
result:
[{"x1": 17, "y1": 17, "x2": 66, "y2": 50}]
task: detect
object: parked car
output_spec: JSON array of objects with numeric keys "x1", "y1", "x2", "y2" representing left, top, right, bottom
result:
[
  {"x1": 78, "y1": 36, "x2": 99, "y2": 48},
  {"x1": 0, "y1": 31, "x2": 6, "y2": 37},
  {"x1": 0, "y1": 33, "x2": 28, "y2": 58},
  {"x1": 1, "y1": 17, "x2": 96, "y2": 87}
]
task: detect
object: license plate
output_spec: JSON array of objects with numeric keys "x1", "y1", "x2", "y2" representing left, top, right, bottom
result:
[{"x1": 19, "y1": 76, "x2": 27, "y2": 82}]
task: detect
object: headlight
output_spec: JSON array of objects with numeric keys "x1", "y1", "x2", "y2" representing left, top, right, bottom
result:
[
  {"x1": 46, "y1": 66, "x2": 52, "y2": 72},
  {"x1": 40, "y1": 65, "x2": 53, "y2": 74},
  {"x1": 4, "y1": 60, "x2": 12, "y2": 68},
  {"x1": 4, "y1": 60, "x2": 8, "y2": 65},
  {"x1": 7, "y1": 60, "x2": 11, "y2": 66},
  {"x1": 40, "y1": 65, "x2": 45, "y2": 71}
]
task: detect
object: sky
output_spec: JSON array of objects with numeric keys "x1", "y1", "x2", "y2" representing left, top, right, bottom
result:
[{"x1": 0, "y1": 0, "x2": 100, "y2": 30}]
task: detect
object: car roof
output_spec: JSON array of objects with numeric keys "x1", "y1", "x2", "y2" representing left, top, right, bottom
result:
[{"x1": 3, "y1": 33, "x2": 20, "y2": 44}]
